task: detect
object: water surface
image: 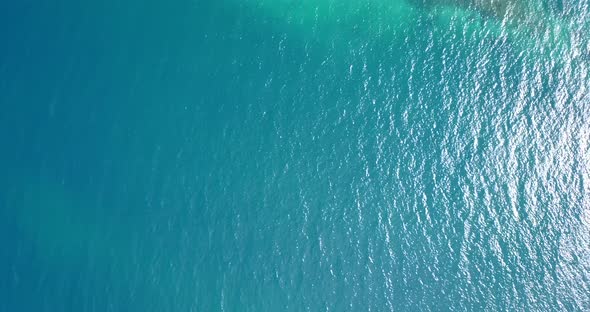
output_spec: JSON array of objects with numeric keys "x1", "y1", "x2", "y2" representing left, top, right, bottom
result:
[{"x1": 0, "y1": 0, "x2": 589, "y2": 311}]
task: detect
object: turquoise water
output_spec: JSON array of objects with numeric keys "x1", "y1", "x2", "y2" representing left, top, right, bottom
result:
[{"x1": 1, "y1": 0, "x2": 589, "y2": 311}]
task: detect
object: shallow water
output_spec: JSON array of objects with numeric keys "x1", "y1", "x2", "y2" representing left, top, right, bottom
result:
[{"x1": 0, "y1": 0, "x2": 589, "y2": 311}]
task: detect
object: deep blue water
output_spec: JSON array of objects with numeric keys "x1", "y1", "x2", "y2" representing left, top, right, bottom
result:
[{"x1": 1, "y1": 0, "x2": 589, "y2": 311}]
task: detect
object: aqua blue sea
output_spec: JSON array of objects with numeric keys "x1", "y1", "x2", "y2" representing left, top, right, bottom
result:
[{"x1": 1, "y1": 0, "x2": 589, "y2": 311}]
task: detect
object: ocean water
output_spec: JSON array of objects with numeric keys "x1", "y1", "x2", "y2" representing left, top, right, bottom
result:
[{"x1": 0, "y1": 0, "x2": 589, "y2": 311}]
